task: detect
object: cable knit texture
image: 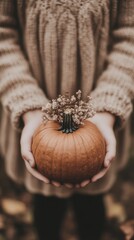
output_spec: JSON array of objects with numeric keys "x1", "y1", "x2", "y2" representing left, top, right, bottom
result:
[{"x1": 0, "y1": 0, "x2": 134, "y2": 197}]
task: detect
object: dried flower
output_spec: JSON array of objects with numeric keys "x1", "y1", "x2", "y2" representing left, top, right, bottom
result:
[
  {"x1": 71, "y1": 95, "x2": 76, "y2": 102},
  {"x1": 45, "y1": 102, "x2": 52, "y2": 109},
  {"x1": 42, "y1": 90, "x2": 96, "y2": 126},
  {"x1": 52, "y1": 100, "x2": 58, "y2": 109}
]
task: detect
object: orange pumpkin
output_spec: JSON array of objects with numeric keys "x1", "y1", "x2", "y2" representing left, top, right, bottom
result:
[{"x1": 32, "y1": 119, "x2": 106, "y2": 184}]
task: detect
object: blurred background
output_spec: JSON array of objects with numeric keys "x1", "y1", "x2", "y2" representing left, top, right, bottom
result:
[{"x1": 0, "y1": 112, "x2": 134, "y2": 240}]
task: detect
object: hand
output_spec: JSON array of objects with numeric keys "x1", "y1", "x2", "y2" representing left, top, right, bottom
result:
[
  {"x1": 89, "y1": 112, "x2": 116, "y2": 183},
  {"x1": 20, "y1": 110, "x2": 50, "y2": 184}
]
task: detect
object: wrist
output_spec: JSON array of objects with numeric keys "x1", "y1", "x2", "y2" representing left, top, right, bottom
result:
[
  {"x1": 90, "y1": 112, "x2": 116, "y2": 127},
  {"x1": 22, "y1": 110, "x2": 43, "y2": 125}
]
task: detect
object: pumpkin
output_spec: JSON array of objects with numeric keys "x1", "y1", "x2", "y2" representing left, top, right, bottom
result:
[{"x1": 32, "y1": 91, "x2": 106, "y2": 184}]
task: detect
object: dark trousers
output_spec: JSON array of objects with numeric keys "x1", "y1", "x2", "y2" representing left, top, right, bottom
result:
[{"x1": 33, "y1": 193, "x2": 106, "y2": 240}]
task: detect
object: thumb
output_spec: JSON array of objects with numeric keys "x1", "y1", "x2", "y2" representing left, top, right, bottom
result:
[
  {"x1": 104, "y1": 131, "x2": 116, "y2": 168},
  {"x1": 23, "y1": 151, "x2": 35, "y2": 168},
  {"x1": 20, "y1": 125, "x2": 35, "y2": 167}
]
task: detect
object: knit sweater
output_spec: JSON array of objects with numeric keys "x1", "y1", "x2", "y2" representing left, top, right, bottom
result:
[{"x1": 0, "y1": 0, "x2": 134, "y2": 197}]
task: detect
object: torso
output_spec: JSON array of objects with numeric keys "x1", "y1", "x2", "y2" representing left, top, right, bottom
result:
[{"x1": 17, "y1": 0, "x2": 112, "y2": 100}]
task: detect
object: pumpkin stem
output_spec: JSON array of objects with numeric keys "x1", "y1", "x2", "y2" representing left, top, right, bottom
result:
[{"x1": 59, "y1": 112, "x2": 78, "y2": 133}]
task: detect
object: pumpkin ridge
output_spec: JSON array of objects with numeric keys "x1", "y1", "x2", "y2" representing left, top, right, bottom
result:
[
  {"x1": 32, "y1": 123, "x2": 50, "y2": 139},
  {"x1": 71, "y1": 133, "x2": 77, "y2": 182},
  {"x1": 60, "y1": 134, "x2": 66, "y2": 183},
  {"x1": 34, "y1": 129, "x2": 57, "y2": 163},
  {"x1": 61, "y1": 135, "x2": 70, "y2": 183},
  {"x1": 85, "y1": 121, "x2": 105, "y2": 146},
  {"x1": 78, "y1": 130, "x2": 102, "y2": 178},
  {"x1": 37, "y1": 131, "x2": 59, "y2": 178},
  {"x1": 33, "y1": 121, "x2": 59, "y2": 139},
  {"x1": 33, "y1": 124, "x2": 54, "y2": 139},
  {"x1": 78, "y1": 127, "x2": 99, "y2": 175},
  {"x1": 33, "y1": 128, "x2": 55, "y2": 157},
  {"x1": 75, "y1": 131, "x2": 89, "y2": 176},
  {"x1": 81, "y1": 126, "x2": 105, "y2": 173},
  {"x1": 63, "y1": 133, "x2": 69, "y2": 183},
  {"x1": 65, "y1": 134, "x2": 75, "y2": 182},
  {"x1": 86, "y1": 126, "x2": 105, "y2": 172},
  {"x1": 33, "y1": 131, "x2": 51, "y2": 168},
  {"x1": 50, "y1": 133, "x2": 62, "y2": 181},
  {"x1": 32, "y1": 126, "x2": 45, "y2": 154},
  {"x1": 77, "y1": 133, "x2": 90, "y2": 180},
  {"x1": 83, "y1": 124, "x2": 97, "y2": 144},
  {"x1": 72, "y1": 133, "x2": 81, "y2": 182},
  {"x1": 32, "y1": 131, "x2": 47, "y2": 157}
]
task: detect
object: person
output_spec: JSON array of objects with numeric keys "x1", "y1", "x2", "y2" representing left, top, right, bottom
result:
[{"x1": 0, "y1": 0, "x2": 134, "y2": 239}]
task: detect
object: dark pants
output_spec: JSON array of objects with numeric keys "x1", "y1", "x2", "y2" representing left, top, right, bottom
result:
[{"x1": 33, "y1": 193, "x2": 106, "y2": 240}]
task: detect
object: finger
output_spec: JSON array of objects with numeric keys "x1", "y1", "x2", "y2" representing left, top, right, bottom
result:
[
  {"x1": 22, "y1": 151, "x2": 35, "y2": 168},
  {"x1": 91, "y1": 165, "x2": 110, "y2": 183},
  {"x1": 24, "y1": 160, "x2": 50, "y2": 184},
  {"x1": 80, "y1": 180, "x2": 90, "y2": 188},
  {"x1": 104, "y1": 134, "x2": 116, "y2": 168},
  {"x1": 51, "y1": 181, "x2": 61, "y2": 187},
  {"x1": 20, "y1": 126, "x2": 35, "y2": 167},
  {"x1": 64, "y1": 183, "x2": 74, "y2": 189}
]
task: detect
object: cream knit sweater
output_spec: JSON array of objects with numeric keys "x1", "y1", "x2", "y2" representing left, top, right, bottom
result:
[{"x1": 0, "y1": 0, "x2": 134, "y2": 197}]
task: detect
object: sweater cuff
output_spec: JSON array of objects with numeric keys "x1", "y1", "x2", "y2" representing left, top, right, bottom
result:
[
  {"x1": 2, "y1": 83, "x2": 49, "y2": 130},
  {"x1": 90, "y1": 88, "x2": 133, "y2": 128}
]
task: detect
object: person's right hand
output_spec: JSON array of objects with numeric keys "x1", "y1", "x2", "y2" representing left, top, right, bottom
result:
[{"x1": 20, "y1": 110, "x2": 50, "y2": 184}]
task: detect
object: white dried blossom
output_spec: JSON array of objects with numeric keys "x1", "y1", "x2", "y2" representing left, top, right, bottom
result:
[
  {"x1": 42, "y1": 90, "x2": 96, "y2": 126},
  {"x1": 53, "y1": 115, "x2": 58, "y2": 120},
  {"x1": 57, "y1": 97, "x2": 62, "y2": 102},
  {"x1": 71, "y1": 95, "x2": 76, "y2": 102},
  {"x1": 78, "y1": 111, "x2": 83, "y2": 116},
  {"x1": 76, "y1": 90, "x2": 82, "y2": 95},
  {"x1": 76, "y1": 90, "x2": 82, "y2": 100},
  {"x1": 52, "y1": 100, "x2": 58, "y2": 109},
  {"x1": 45, "y1": 102, "x2": 52, "y2": 109}
]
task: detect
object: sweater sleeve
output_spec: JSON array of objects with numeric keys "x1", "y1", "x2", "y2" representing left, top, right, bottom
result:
[
  {"x1": 91, "y1": 0, "x2": 134, "y2": 127},
  {"x1": 0, "y1": 0, "x2": 48, "y2": 130}
]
